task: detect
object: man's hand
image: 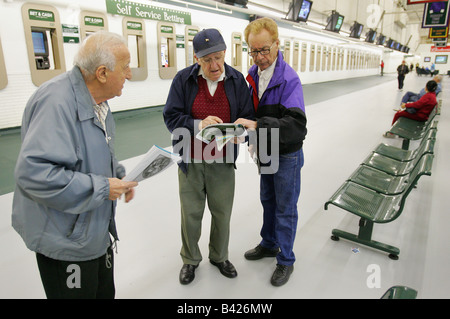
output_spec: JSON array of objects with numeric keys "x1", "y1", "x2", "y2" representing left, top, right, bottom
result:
[
  {"x1": 108, "y1": 178, "x2": 138, "y2": 202},
  {"x1": 198, "y1": 116, "x2": 223, "y2": 130},
  {"x1": 234, "y1": 118, "x2": 257, "y2": 130}
]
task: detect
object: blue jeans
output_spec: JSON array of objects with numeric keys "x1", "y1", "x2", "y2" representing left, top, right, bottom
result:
[
  {"x1": 259, "y1": 149, "x2": 304, "y2": 266},
  {"x1": 401, "y1": 91, "x2": 420, "y2": 104}
]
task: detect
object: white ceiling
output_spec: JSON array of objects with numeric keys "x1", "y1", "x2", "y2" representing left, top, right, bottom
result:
[{"x1": 247, "y1": 0, "x2": 435, "y2": 45}]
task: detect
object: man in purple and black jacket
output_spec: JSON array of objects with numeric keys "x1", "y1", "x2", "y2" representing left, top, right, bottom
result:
[{"x1": 236, "y1": 17, "x2": 307, "y2": 287}]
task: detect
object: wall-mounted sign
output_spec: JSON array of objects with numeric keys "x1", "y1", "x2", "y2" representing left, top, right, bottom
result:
[
  {"x1": 62, "y1": 24, "x2": 79, "y2": 43},
  {"x1": 422, "y1": 1, "x2": 450, "y2": 28},
  {"x1": 28, "y1": 9, "x2": 55, "y2": 22},
  {"x1": 408, "y1": 0, "x2": 448, "y2": 4},
  {"x1": 431, "y1": 45, "x2": 450, "y2": 51},
  {"x1": 429, "y1": 26, "x2": 449, "y2": 37},
  {"x1": 105, "y1": 0, "x2": 191, "y2": 25}
]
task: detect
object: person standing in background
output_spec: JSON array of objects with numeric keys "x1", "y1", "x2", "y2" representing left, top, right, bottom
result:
[
  {"x1": 397, "y1": 60, "x2": 409, "y2": 91},
  {"x1": 380, "y1": 60, "x2": 384, "y2": 76}
]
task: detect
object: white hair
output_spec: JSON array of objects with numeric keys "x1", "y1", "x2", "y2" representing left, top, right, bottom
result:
[{"x1": 74, "y1": 31, "x2": 127, "y2": 77}]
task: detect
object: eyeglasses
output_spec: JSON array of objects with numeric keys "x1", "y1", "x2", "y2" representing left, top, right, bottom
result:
[
  {"x1": 248, "y1": 42, "x2": 276, "y2": 57},
  {"x1": 199, "y1": 52, "x2": 225, "y2": 65}
]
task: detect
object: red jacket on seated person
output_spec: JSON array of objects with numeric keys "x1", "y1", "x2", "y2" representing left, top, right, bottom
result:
[{"x1": 392, "y1": 80, "x2": 437, "y2": 125}]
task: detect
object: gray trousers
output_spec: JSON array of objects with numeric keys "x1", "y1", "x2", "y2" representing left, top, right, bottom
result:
[{"x1": 178, "y1": 162, "x2": 235, "y2": 265}]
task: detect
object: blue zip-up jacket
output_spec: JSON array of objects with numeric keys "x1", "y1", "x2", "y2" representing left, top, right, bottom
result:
[
  {"x1": 12, "y1": 66, "x2": 124, "y2": 262},
  {"x1": 246, "y1": 51, "x2": 307, "y2": 155},
  {"x1": 163, "y1": 62, "x2": 255, "y2": 173}
]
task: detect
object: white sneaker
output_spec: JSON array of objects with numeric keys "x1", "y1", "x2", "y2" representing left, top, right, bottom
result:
[{"x1": 383, "y1": 132, "x2": 396, "y2": 138}]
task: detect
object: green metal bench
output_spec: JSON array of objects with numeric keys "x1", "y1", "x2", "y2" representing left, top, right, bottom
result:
[
  {"x1": 388, "y1": 106, "x2": 438, "y2": 150},
  {"x1": 361, "y1": 138, "x2": 435, "y2": 176},
  {"x1": 348, "y1": 165, "x2": 409, "y2": 195},
  {"x1": 324, "y1": 154, "x2": 434, "y2": 260},
  {"x1": 374, "y1": 127, "x2": 437, "y2": 162},
  {"x1": 381, "y1": 286, "x2": 418, "y2": 299}
]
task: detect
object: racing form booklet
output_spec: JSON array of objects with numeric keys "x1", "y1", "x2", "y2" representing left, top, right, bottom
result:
[
  {"x1": 196, "y1": 123, "x2": 247, "y2": 151},
  {"x1": 123, "y1": 145, "x2": 181, "y2": 182}
]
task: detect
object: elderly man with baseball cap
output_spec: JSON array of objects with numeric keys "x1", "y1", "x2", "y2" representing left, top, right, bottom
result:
[{"x1": 163, "y1": 29, "x2": 254, "y2": 285}]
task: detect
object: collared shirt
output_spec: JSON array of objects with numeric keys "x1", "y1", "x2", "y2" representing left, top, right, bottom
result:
[
  {"x1": 92, "y1": 100, "x2": 110, "y2": 143},
  {"x1": 257, "y1": 57, "x2": 277, "y2": 99},
  {"x1": 198, "y1": 67, "x2": 226, "y2": 96}
]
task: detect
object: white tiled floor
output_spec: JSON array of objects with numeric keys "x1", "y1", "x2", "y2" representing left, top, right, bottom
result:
[{"x1": 1, "y1": 74, "x2": 449, "y2": 299}]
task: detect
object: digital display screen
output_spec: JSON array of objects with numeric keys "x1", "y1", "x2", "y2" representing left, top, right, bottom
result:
[
  {"x1": 335, "y1": 16, "x2": 344, "y2": 31},
  {"x1": 32, "y1": 31, "x2": 47, "y2": 55},
  {"x1": 297, "y1": 0, "x2": 312, "y2": 22},
  {"x1": 435, "y1": 55, "x2": 448, "y2": 64},
  {"x1": 357, "y1": 25, "x2": 363, "y2": 36},
  {"x1": 325, "y1": 11, "x2": 344, "y2": 33}
]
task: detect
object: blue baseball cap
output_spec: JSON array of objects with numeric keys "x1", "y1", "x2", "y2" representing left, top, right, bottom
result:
[{"x1": 193, "y1": 29, "x2": 227, "y2": 58}]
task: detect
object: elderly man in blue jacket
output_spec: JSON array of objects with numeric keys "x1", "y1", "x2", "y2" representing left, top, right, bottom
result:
[
  {"x1": 236, "y1": 17, "x2": 307, "y2": 287},
  {"x1": 12, "y1": 31, "x2": 138, "y2": 299},
  {"x1": 164, "y1": 28, "x2": 254, "y2": 285}
]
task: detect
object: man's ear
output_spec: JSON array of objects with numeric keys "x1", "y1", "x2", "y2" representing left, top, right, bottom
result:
[{"x1": 96, "y1": 65, "x2": 108, "y2": 84}]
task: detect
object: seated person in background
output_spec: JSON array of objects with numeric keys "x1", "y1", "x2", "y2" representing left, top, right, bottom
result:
[
  {"x1": 384, "y1": 80, "x2": 438, "y2": 138},
  {"x1": 399, "y1": 75, "x2": 442, "y2": 106}
]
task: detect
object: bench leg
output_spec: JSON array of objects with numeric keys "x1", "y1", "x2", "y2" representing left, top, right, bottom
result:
[{"x1": 331, "y1": 218, "x2": 400, "y2": 259}]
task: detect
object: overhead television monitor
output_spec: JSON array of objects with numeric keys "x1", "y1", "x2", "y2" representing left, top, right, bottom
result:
[
  {"x1": 297, "y1": 0, "x2": 313, "y2": 22},
  {"x1": 32, "y1": 30, "x2": 49, "y2": 56},
  {"x1": 325, "y1": 11, "x2": 344, "y2": 33},
  {"x1": 435, "y1": 55, "x2": 448, "y2": 64},
  {"x1": 385, "y1": 38, "x2": 393, "y2": 48},
  {"x1": 376, "y1": 34, "x2": 386, "y2": 45},
  {"x1": 349, "y1": 22, "x2": 364, "y2": 39},
  {"x1": 222, "y1": 0, "x2": 248, "y2": 8},
  {"x1": 365, "y1": 29, "x2": 377, "y2": 43},
  {"x1": 285, "y1": 0, "x2": 313, "y2": 22}
]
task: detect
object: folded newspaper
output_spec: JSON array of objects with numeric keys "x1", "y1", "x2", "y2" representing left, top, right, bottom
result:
[
  {"x1": 122, "y1": 145, "x2": 181, "y2": 182},
  {"x1": 196, "y1": 123, "x2": 247, "y2": 151}
]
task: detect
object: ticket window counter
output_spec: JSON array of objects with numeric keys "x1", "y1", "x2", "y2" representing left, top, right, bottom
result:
[
  {"x1": 22, "y1": 3, "x2": 66, "y2": 86},
  {"x1": 300, "y1": 42, "x2": 307, "y2": 72},
  {"x1": 315, "y1": 45, "x2": 321, "y2": 72},
  {"x1": 185, "y1": 26, "x2": 199, "y2": 67},
  {"x1": 321, "y1": 46, "x2": 327, "y2": 71},
  {"x1": 247, "y1": 53, "x2": 254, "y2": 73},
  {"x1": 283, "y1": 40, "x2": 291, "y2": 67},
  {"x1": 327, "y1": 47, "x2": 333, "y2": 71},
  {"x1": 79, "y1": 11, "x2": 108, "y2": 41},
  {"x1": 0, "y1": 37, "x2": 7, "y2": 90},
  {"x1": 231, "y1": 32, "x2": 243, "y2": 73},
  {"x1": 309, "y1": 44, "x2": 315, "y2": 72},
  {"x1": 292, "y1": 41, "x2": 299, "y2": 72},
  {"x1": 123, "y1": 18, "x2": 147, "y2": 81},
  {"x1": 331, "y1": 47, "x2": 336, "y2": 71},
  {"x1": 157, "y1": 22, "x2": 177, "y2": 80}
]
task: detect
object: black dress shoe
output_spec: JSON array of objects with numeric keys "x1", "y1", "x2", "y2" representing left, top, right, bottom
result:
[
  {"x1": 179, "y1": 264, "x2": 197, "y2": 285},
  {"x1": 270, "y1": 264, "x2": 294, "y2": 287},
  {"x1": 244, "y1": 244, "x2": 279, "y2": 260},
  {"x1": 210, "y1": 260, "x2": 237, "y2": 278}
]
